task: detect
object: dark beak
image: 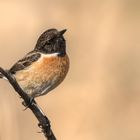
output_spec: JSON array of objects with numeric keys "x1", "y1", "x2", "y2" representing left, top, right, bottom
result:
[{"x1": 58, "y1": 29, "x2": 67, "y2": 36}]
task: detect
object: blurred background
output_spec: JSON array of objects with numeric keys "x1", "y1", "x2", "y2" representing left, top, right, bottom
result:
[{"x1": 0, "y1": 0, "x2": 140, "y2": 140}]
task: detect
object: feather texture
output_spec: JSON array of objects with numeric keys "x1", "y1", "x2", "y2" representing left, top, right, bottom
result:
[{"x1": 10, "y1": 51, "x2": 41, "y2": 74}]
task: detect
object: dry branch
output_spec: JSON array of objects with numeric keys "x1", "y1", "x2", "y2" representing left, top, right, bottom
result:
[{"x1": 0, "y1": 67, "x2": 56, "y2": 140}]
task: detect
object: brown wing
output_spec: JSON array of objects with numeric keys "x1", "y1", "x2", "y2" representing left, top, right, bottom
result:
[{"x1": 10, "y1": 51, "x2": 41, "y2": 74}]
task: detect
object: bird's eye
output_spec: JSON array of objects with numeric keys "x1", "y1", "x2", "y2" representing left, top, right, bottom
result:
[
  {"x1": 46, "y1": 37, "x2": 56, "y2": 45},
  {"x1": 46, "y1": 40, "x2": 51, "y2": 45}
]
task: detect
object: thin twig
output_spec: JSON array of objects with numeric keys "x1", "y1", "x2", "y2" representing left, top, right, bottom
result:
[{"x1": 0, "y1": 67, "x2": 56, "y2": 140}]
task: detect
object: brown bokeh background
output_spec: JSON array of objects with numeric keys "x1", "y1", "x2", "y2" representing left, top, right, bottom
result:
[{"x1": 0, "y1": 0, "x2": 140, "y2": 140}]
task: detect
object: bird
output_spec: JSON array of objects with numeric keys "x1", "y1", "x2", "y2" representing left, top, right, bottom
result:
[{"x1": 0, "y1": 28, "x2": 69, "y2": 99}]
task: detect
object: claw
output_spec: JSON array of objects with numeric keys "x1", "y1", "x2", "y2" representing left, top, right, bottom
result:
[{"x1": 22, "y1": 97, "x2": 34, "y2": 110}]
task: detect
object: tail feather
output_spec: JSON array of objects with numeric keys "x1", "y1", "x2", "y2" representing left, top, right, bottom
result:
[
  {"x1": 0, "y1": 72, "x2": 3, "y2": 78},
  {"x1": 0, "y1": 72, "x2": 8, "y2": 80}
]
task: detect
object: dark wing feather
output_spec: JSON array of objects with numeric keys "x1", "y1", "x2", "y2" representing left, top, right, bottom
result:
[{"x1": 10, "y1": 51, "x2": 41, "y2": 74}]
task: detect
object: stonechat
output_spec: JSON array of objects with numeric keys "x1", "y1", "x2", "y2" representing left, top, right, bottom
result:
[{"x1": 0, "y1": 28, "x2": 69, "y2": 98}]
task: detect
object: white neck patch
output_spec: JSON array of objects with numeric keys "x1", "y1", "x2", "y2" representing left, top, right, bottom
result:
[
  {"x1": 38, "y1": 53, "x2": 59, "y2": 62},
  {"x1": 43, "y1": 53, "x2": 59, "y2": 58}
]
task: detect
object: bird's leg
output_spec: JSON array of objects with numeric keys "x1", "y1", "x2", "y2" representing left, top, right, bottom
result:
[{"x1": 22, "y1": 97, "x2": 35, "y2": 110}]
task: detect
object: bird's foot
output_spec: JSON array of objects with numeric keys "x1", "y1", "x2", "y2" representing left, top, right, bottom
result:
[{"x1": 22, "y1": 97, "x2": 34, "y2": 110}]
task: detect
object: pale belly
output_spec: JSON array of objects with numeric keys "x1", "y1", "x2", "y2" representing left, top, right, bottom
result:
[{"x1": 14, "y1": 54, "x2": 69, "y2": 98}]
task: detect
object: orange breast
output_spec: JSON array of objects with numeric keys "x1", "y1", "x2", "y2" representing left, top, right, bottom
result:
[{"x1": 15, "y1": 54, "x2": 69, "y2": 96}]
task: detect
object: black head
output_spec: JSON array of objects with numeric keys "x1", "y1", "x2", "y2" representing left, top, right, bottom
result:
[{"x1": 34, "y1": 28, "x2": 67, "y2": 56}]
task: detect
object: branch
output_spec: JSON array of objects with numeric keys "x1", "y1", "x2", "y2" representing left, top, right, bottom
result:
[{"x1": 0, "y1": 67, "x2": 57, "y2": 140}]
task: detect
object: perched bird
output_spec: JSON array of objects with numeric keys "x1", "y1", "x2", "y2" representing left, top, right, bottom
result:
[{"x1": 0, "y1": 29, "x2": 69, "y2": 99}]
